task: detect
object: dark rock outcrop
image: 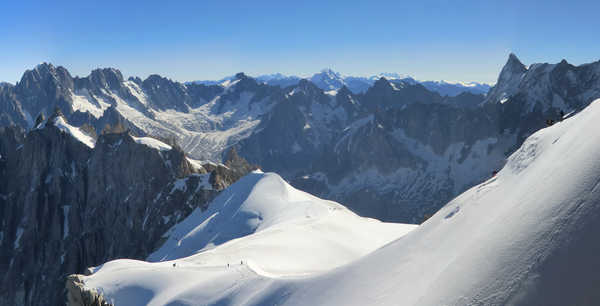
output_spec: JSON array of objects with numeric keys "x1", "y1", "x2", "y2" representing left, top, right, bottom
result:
[{"x1": 0, "y1": 117, "x2": 253, "y2": 306}]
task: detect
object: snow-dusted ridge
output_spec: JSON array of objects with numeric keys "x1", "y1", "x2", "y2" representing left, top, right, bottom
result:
[
  {"x1": 131, "y1": 136, "x2": 172, "y2": 151},
  {"x1": 79, "y1": 99, "x2": 600, "y2": 305},
  {"x1": 78, "y1": 171, "x2": 416, "y2": 304},
  {"x1": 52, "y1": 116, "x2": 96, "y2": 148}
]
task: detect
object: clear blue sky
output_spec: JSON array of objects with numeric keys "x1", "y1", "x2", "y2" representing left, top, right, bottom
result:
[{"x1": 1, "y1": 0, "x2": 599, "y2": 84}]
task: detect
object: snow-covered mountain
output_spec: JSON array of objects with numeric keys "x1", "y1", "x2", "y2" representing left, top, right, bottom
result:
[
  {"x1": 68, "y1": 171, "x2": 416, "y2": 305},
  {"x1": 420, "y1": 79, "x2": 491, "y2": 97},
  {"x1": 255, "y1": 73, "x2": 301, "y2": 88},
  {"x1": 190, "y1": 69, "x2": 490, "y2": 96},
  {"x1": 70, "y1": 98, "x2": 600, "y2": 305},
  {"x1": 304, "y1": 70, "x2": 491, "y2": 96}
]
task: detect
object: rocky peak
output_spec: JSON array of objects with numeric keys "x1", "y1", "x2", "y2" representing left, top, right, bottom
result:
[
  {"x1": 17, "y1": 62, "x2": 74, "y2": 94},
  {"x1": 89, "y1": 68, "x2": 124, "y2": 91},
  {"x1": 234, "y1": 72, "x2": 248, "y2": 80},
  {"x1": 372, "y1": 77, "x2": 393, "y2": 90},
  {"x1": 47, "y1": 106, "x2": 65, "y2": 123},
  {"x1": 142, "y1": 74, "x2": 171, "y2": 88},
  {"x1": 497, "y1": 53, "x2": 527, "y2": 83},
  {"x1": 230, "y1": 73, "x2": 260, "y2": 93},
  {"x1": 309, "y1": 69, "x2": 345, "y2": 91},
  {"x1": 315, "y1": 68, "x2": 342, "y2": 80},
  {"x1": 128, "y1": 76, "x2": 143, "y2": 85},
  {"x1": 484, "y1": 53, "x2": 529, "y2": 105},
  {"x1": 552, "y1": 58, "x2": 576, "y2": 75},
  {"x1": 141, "y1": 75, "x2": 189, "y2": 112},
  {"x1": 362, "y1": 77, "x2": 394, "y2": 110},
  {"x1": 295, "y1": 79, "x2": 322, "y2": 96},
  {"x1": 13, "y1": 63, "x2": 75, "y2": 121},
  {"x1": 507, "y1": 53, "x2": 526, "y2": 72},
  {"x1": 29, "y1": 62, "x2": 57, "y2": 80}
]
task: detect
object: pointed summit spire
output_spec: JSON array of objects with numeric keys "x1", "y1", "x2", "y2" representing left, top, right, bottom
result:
[
  {"x1": 372, "y1": 77, "x2": 392, "y2": 90},
  {"x1": 494, "y1": 53, "x2": 527, "y2": 86},
  {"x1": 234, "y1": 72, "x2": 248, "y2": 80},
  {"x1": 505, "y1": 53, "x2": 527, "y2": 73}
]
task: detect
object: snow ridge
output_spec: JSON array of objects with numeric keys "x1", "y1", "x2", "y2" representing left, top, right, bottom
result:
[
  {"x1": 83, "y1": 98, "x2": 600, "y2": 306},
  {"x1": 81, "y1": 171, "x2": 416, "y2": 305}
]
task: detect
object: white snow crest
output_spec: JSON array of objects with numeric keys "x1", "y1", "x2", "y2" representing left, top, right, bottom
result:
[
  {"x1": 53, "y1": 117, "x2": 96, "y2": 148},
  {"x1": 131, "y1": 136, "x2": 172, "y2": 152},
  {"x1": 70, "y1": 89, "x2": 110, "y2": 118},
  {"x1": 81, "y1": 171, "x2": 415, "y2": 305}
]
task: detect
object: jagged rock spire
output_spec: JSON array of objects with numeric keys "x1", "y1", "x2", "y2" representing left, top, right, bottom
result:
[{"x1": 500, "y1": 53, "x2": 527, "y2": 78}]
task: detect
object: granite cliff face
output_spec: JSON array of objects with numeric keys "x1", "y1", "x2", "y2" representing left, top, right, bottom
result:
[{"x1": 0, "y1": 113, "x2": 252, "y2": 306}]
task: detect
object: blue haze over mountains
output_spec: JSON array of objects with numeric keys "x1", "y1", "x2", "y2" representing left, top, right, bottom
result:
[{"x1": 192, "y1": 69, "x2": 492, "y2": 97}]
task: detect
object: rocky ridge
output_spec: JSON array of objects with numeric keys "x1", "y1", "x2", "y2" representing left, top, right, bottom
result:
[{"x1": 0, "y1": 112, "x2": 253, "y2": 306}]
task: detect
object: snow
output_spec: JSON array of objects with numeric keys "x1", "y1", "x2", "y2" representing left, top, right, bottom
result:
[
  {"x1": 124, "y1": 81, "x2": 150, "y2": 106},
  {"x1": 115, "y1": 87, "x2": 271, "y2": 160},
  {"x1": 53, "y1": 116, "x2": 96, "y2": 148},
  {"x1": 170, "y1": 178, "x2": 188, "y2": 193},
  {"x1": 185, "y1": 157, "x2": 201, "y2": 169},
  {"x1": 81, "y1": 98, "x2": 600, "y2": 305},
  {"x1": 255, "y1": 98, "x2": 600, "y2": 305},
  {"x1": 131, "y1": 136, "x2": 172, "y2": 151},
  {"x1": 81, "y1": 171, "x2": 416, "y2": 305},
  {"x1": 221, "y1": 79, "x2": 241, "y2": 90},
  {"x1": 70, "y1": 89, "x2": 111, "y2": 118}
]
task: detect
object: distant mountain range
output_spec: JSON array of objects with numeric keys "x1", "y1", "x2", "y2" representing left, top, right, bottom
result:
[{"x1": 191, "y1": 69, "x2": 492, "y2": 97}]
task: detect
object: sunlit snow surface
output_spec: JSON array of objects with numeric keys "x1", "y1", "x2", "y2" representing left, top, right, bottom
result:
[
  {"x1": 131, "y1": 136, "x2": 172, "y2": 151},
  {"x1": 53, "y1": 116, "x2": 96, "y2": 148},
  {"x1": 82, "y1": 171, "x2": 416, "y2": 305},
  {"x1": 84, "y1": 99, "x2": 600, "y2": 305}
]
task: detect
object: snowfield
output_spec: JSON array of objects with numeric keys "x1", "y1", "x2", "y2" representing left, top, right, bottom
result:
[
  {"x1": 81, "y1": 171, "x2": 416, "y2": 305},
  {"x1": 53, "y1": 116, "x2": 96, "y2": 148},
  {"x1": 79, "y1": 99, "x2": 600, "y2": 305}
]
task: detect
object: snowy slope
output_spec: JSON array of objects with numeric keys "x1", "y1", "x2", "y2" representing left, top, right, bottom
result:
[
  {"x1": 131, "y1": 136, "x2": 172, "y2": 151},
  {"x1": 84, "y1": 98, "x2": 600, "y2": 305},
  {"x1": 80, "y1": 171, "x2": 416, "y2": 305},
  {"x1": 109, "y1": 84, "x2": 272, "y2": 160},
  {"x1": 52, "y1": 116, "x2": 96, "y2": 148},
  {"x1": 255, "y1": 98, "x2": 600, "y2": 305}
]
